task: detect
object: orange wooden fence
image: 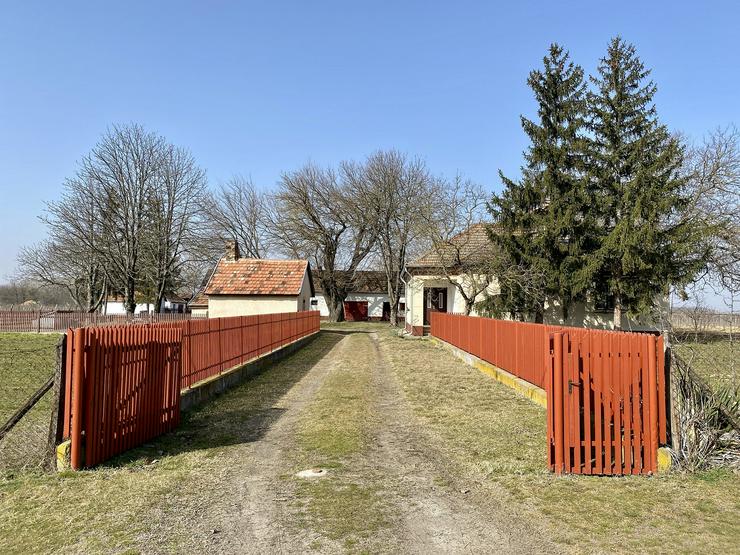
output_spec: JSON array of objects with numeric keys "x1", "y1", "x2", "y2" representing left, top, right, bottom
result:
[
  {"x1": 63, "y1": 311, "x2": 320, "y2": 468},
  {"x1": 176, "y1": 312, "x2": 321, "y2": 389},
  {"x1": 430, "y1": 312, "x2": 559, "y2": 389},
  {"x1": 0, "y1": 309, "x2": 200, "y2": 333},
  {"x1": 64, "y1": 325, "x2": 183, "y2": 469},
  {"x1": 429, "y1": 312, "x2": 667, "y2": 475}
]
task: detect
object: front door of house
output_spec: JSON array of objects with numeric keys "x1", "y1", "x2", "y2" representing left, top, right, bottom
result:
[{"x1": 423, "y1": 287, "x2": 447, "y2": 326}]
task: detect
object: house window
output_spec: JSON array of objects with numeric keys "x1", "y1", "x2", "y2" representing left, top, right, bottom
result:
[
  {"x1": 438, "y1": 292, "x2": 445, "y2": 310},
  {"x1": 593, "y1": 284, "x2": 616, "y2": 313},
  {"x1": 310, "y1": 299, "x2": 318, "y2": 307}
]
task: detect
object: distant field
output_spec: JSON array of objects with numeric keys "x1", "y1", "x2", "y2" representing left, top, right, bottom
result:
[
  {"x1": 0, "y1": 333, "x2": 60, "y2": 424},
  {"x1": 673, "y1": 336, "x2": 738, "y2": 391}
]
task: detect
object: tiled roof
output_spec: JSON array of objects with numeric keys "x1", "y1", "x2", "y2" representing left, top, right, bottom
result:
[
  {"x1": 205, "y1": 258, "x2": 310, "y2": 296},
  {"x1": 188, "y1": 292, "x2": 208, "y2": 308},
  {"x1": 312, "y1": 270, "x2": 392, "y2": 294},
  {"x1": 408, "y1": 223, "x2": 495, "y2": 268}
]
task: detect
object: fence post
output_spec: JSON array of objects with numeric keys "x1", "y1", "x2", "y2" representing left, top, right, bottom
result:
[
  {"x1": 45, "y1": 334, "x2": 67, "y2": 469},
  {"x1": 648, "y1": 336, "x2": 659, "y2": 472},
  {"x1": 70, "y1": 327, "x2": 86, "y2": 470},
  {"x1": 553, "y1": 332, "x2": 564, "y2": 474}
]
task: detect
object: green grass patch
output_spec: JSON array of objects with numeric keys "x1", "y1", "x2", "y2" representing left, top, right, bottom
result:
[
  {"x1": 0, "y1": 333, "x2": 60, "y2": 423},
  {"x1": 291, "y1": 331, "x2": 394, "y2": 552}
]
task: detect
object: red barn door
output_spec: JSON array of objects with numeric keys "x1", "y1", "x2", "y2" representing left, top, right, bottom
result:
[{"x1": 343, "y1": 301, "x2": 368, "y2": 321}]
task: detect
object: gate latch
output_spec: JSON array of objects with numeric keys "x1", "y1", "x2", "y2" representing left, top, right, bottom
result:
[{"x1": 568, "y1": 380, "x2": 581, "y2": 394}]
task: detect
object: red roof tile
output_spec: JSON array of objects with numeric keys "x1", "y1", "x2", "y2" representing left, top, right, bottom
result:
[
  {"x1": 409, "y1": 223, "x2": 495, "y2": 268},
  {"x1": 205, "y1": 258, "x2": 310, "y2": 296},
  {"x1": 188, "y1": 292, "x2": 209, "y2": 308}
]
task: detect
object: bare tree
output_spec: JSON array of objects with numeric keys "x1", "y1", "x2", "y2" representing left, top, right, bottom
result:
[
  {"x1": 682, "y1": 126, "x2": 740, "y2": 291},
  {"x1": 17, "y1": 240, "x2": 106, "y2": 311},
  {"x1": 417, "y1": 178, "x2": 498, "y2": 315},
  {"x1": 22, "y1": 124, "x2": 207, "y2": 314},
  {"x1": 356, "y1": 150, "x2": 434, "y2": 325},
  {"x1": 267, "y1": 162, "x2": 379, "y2": 321},
  {"x1": 142, "y1": 143, "x2": 207, "y2": 311},
  {"x1": 203, "y1": 176, "x2": 269, "y2": 260}
]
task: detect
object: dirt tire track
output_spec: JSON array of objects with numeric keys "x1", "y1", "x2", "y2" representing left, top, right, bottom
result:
[{"x1": 365, "y1": 332, "x2": 560, "y2": 554}]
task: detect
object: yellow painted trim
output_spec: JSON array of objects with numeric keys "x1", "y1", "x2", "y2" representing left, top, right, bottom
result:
[
  {"x1": 429, "y1": 336, "x2": 547, "y2": 408},
  {"x1": 657, "y1": 447, "x2": 672, "y2": 473},
  {"x1": 56, "y1": 439, "x2": 71, "y2": 472}
]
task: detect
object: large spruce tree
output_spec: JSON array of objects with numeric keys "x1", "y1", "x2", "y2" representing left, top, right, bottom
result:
[
  {"x1": 488, "y1": 44, "x2": 589, "y2": 322},
  {"x1": 582, "y1": 37, "x2": 704, "y2": 328}
]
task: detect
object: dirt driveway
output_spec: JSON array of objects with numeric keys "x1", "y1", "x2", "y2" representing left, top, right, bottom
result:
[
  {"x1": 3, "y1": 324, "x2": 738, "y2": 554},
  {"x1": 149, "y1": 326, "x2": 556, "y2": 554}
]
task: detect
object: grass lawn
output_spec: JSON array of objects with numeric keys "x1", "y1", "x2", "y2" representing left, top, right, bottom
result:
[{"x1": 376, "y1": 331, "x2": 740, "y2": 554}]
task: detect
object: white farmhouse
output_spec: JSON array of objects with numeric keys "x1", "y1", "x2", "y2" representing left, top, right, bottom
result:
[
  {"x1": 404, "y1": 223, "x2": 663, "y2": 336},
  {"x1": 103, "y1": 295, "x2": 187, "y2": 315}
]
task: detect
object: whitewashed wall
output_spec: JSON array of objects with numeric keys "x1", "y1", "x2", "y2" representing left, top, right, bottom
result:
[
  {"x1": 104, "y1": 299, "x2": 186, "y2": 315},
  {"x1": 311, "y1": 293, "x2": 390, "y2": 318},
  {"x1": 404, "y1": 273, "x2": 664, "y2": 332}
]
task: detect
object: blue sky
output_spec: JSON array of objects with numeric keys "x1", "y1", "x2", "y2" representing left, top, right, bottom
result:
[{"x1": 1, "y1": 1, "x2": 738, "y2": 296}]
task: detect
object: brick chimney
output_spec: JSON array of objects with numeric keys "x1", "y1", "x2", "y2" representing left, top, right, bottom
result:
[{"x1": 225, "y1": 240, "x2": 240, "y2": 261}]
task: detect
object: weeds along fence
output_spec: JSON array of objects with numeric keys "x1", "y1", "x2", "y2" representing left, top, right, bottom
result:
[
  {"x1": 0, "y1": 310, "x2": 201, "y2": 333},
  {"x1": 669, "y1": 326, "x2": 739, "y2": 470},
  {"x1": 62, "y1": 311, "x2": 320, "y2": 469},
  {"x1": 430, "y1": 312, "x2": 667, "y2": 476}
]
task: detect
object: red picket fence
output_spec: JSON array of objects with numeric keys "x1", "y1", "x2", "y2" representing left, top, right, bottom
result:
[
  {"x1": 548, "y1": 330, "x2": 666, "y2": 475},
  {"x1": 429, "y1": 312, "x2": 667, "y2": 475},
  {"x1": 64, "y1": 325, "x2": 183, "y2": 469},
  {"x1": 62, "y1": 311, "x2": 320, "y2": 468},
  {"x1": 430, "y1": 312, "x2": 560, "y2": 388},
  {"x1": 176, "y1": 312, "x2": 321, "y2": 389}
]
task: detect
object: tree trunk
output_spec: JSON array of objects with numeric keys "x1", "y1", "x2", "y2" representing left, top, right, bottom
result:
[
  {"x1": 389, "y1": 304, "x2": 398, "y2": 327},
  {"x1": 326, "y1": 294, "x2": 345, "y2": 322},
  {"x1": 613, "y1": 292, "x2": 623, "y2": 330},
  {"x1": 534, "y1": 310, "x2": 544, "y2": 324},
  {"x1": 125, "y1": 278, "x2": 136, "y2": 315},
  {"x1": 464, "y1": 298, "x2": 475, "y2": 315}
]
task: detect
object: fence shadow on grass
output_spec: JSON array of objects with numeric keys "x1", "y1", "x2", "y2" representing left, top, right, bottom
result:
[{"x1": 100, "y1": 330, "x2": 346, "y2": 468}]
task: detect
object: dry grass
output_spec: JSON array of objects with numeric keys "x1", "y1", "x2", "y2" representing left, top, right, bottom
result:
[
  {"x1": 376, "y1": 331, "x2": 740, "y2": 554},
  {"x1": 290, "y1": 331, "x2": 394, "y2": 553},
  {"x1": 0, "y1": 333, "x2": 61, "y2": 471},
  {"x1": 0, "y1": 333, "x2": 59, "y2": 422},
  {"x1": 0, "y1": 334, "x2": 334, "y2": 554},
  {"x1": 673, "y1": 336, "x2": 738, "y2": 391}
]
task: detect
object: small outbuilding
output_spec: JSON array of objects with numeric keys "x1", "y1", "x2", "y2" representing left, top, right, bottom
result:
[
  {"x1": 188, "y1": 292, "x2": 209, "y2": 318},
  {"x1": 310, "y1": 270, "x2": 403, "y2": 321},
  {"x1": 204, "y1": 241, "x2": 314, "y2": 318}
]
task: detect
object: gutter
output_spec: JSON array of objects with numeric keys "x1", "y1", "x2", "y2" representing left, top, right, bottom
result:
[{"x1": 400, "y1": 265, "x2": 412, "y2": 334}]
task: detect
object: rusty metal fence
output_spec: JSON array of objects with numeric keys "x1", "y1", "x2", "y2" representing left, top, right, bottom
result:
[
  {"x1": 61, "y1": 311, "x2": 320, "y2": 469},
  {"x1": 429, "y1": 312, "x2": 667, "y2": 475}
]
